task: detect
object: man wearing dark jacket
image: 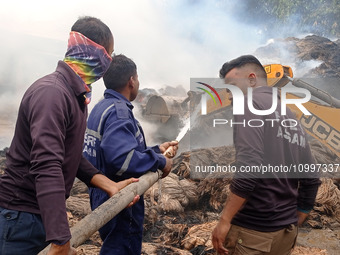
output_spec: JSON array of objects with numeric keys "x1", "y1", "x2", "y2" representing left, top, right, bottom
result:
[
  {"x1": 0, "y1": 17, "x2": 138, "y2": 255},
  {"x1": 212, "y1": 55, "x2": 320, "y2": 255},
  {"x1": 83, "y1": 54, "x2": 177, "y2": 254}
]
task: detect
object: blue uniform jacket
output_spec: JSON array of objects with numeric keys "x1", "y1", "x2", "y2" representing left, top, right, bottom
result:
[
  {"x1": 83, "y1": 89, "x2": 166, "y2": 254},
  {"x1": 83, "y1": 89, "x2": 166, "y2": 181}
]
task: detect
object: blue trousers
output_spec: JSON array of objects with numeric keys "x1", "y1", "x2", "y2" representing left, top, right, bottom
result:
[
  {"x1": 90, "y1": 188, "x2": 144, "y2": 255},
  {"x1": 0, "y1": 206, "x2": 48, "y2": 255}
]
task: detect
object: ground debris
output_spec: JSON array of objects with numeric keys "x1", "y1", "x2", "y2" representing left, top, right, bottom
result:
[
  {"x1": 181, "y1": 221, "x2": 217, "y2": 251},
  {"x1": 292, "y1": 246, "x2": 328, "y2": 255},
  {"x1": 142, "y1": 242, "x2": 192, "y2": 255}
]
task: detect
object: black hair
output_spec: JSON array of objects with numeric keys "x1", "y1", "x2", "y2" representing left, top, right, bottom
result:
[
  {"x1": 71, "y1": 16, "x2": 112, "y2": 53},
  {"x1": 219, "y1": 55, "x2": 267, "y2": 79},
  {"x1": 103, "y1": 54, "x2": 137, "y2": 91}
]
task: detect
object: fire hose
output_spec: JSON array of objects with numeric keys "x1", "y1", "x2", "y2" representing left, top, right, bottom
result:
[{"x1": 38, "y1": 145, "x2": 176, "y2": 254}]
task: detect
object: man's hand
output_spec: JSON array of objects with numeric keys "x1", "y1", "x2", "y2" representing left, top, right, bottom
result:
[
  {"x1": 115, "y1": 178, "x2": 141, "y2": 208},
  {"x1": 297, "y1": 210, "x2": 309, "y2": 226},
  {"x1": 212, "y1": 220, "x2": 230, "y2": 255},
  {"x1": 90, "y1": 174, "x2": 140, "y2": 206},
  {"x1": 47, "y1": 241, "x2": 76, "y2": 255},
  {"x1": 161, "y1": 157, "x2": 173, "y2": 178},
  {"x1": 159, "y1": 141, "x2": 179, "y2": 157},
  {"x1": 212, "y1": 192, "x2": 246, "y2": 254},
  {"x1": 100, "y1": 177, "x2": 139, "y2": 197}
]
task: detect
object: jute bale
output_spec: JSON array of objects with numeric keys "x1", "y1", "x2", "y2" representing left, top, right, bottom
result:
[
  {"x1": 172, "y1": 151, "x2": 191, "y2": 179},
  {"x1": 144, "y1": 205, "x2": 160, "y2": 226},
  {"x1": 292, "y1": 246, "x2": 328, "y2": 255},
  {"x1": 180, "y1": 178, "x2": 199, "y2": 204},
  {"x1": 70, "y1": 180, "x2": 89, "y2": 196},
  {"x1": 198, "y1": 175, "x2": 231, "y2": 211},
  {"x1": 66, "y1": 194, "x2": 91, "y2": 217},
  {"x1": 144, "y1": 173, "x2": 198, "y2": 213},
  {"x1": 181, "y1": 221, "x2": 217, "y2": 251},
  {"x1": 159, "y1": 193, "x2": 184, "y2": 213},
  {"x1": 172, "y1": 146, "x2": 236, "y2": 180},
  {"x1": 142, "y1": 242, "x2": 192, "y2": 255},
  {"x1": 161, "y1": 173, "x2": 190, "y2": 208},
  {"x1": 314, "y1": 178, "x2": 340, "y2": 223}
]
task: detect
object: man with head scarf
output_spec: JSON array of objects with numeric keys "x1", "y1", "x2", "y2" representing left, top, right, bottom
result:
[{"x1": 0, "y1": 16, "x2": 138, "y2": 255}]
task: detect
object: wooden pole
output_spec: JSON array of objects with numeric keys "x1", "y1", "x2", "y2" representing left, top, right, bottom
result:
[{"x1": 38, "y1": 170, "x2": 162, "y2": 254}]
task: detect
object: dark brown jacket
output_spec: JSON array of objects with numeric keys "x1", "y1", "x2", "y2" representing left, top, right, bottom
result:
[
  {"x1": 0, "y1": 61, "x2": 100, "y2": 243},
  {"x1": 230, "y1": 86, "x2": 320, "y2": 231}
]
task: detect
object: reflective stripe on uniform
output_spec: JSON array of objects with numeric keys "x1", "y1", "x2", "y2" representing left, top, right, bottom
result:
[
  {"x1": 98, "y1": 104, "x2": 115, "y2": 135},
  {"x1": 86, "y1": 127, "x2": 101, "y2": 139},
  {"x1": 116, "y1": 149, "x2": 135, "y2": 176},
  {"x1": 135, "y1": 128, "x2": 141, "y2": 138},
  {"x1": 86, "y1": 104, "x2": 115, "y2": 141}
]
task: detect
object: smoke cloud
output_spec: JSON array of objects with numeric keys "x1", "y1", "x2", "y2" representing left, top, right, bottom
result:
[{"x1": 0, "y1": 0, "x2": 335, "y2": 149}]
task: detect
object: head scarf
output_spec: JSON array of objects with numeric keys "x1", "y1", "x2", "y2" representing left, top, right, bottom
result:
[{"x1": 64, "y1": 31, "x2": 112, "y2": 104}]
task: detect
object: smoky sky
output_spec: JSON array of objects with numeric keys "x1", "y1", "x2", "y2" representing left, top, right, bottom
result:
[{"x1": 0, "y1": 0, "x2": 336, "y2": 149}]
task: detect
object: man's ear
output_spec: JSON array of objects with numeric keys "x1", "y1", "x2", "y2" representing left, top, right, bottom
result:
[
  {"x1": 248, "y1": 73, "x2": 257, "y2": 87},
  {"x1": 128, "y1": 76, "x2": 135, "y2": 89}
]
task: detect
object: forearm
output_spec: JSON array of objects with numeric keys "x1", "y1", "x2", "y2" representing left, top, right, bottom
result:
[
  {"x1": 47, "y1": 241, "x2": 76, "y2": 255},
  {"x1": 35, "y1": 167, "x2": 71, "y2": 243},
  {"x1": 76, "y1": 156, "x2": 101, "y2": 186},
  {"x1": 212, "y1": 191, "x2": 246, "y2": 255},
  {"x1": 219, "y1": 192, "x2": 246, "y2": 224},
  {"x1": 297, "y1": 178, "x2": 321, "y2": 212},
  {"x1": 297, "y1": 210, "x2": 309, "y2": 226},
  {"x1": 90, "y1": 173, "x2": 118, "y2": 197},
  {"x1": 90, "y1": 173, "x2": 139, "y2": 203},
  {"x1": 109, "y1": 149, "x2": 166, "y2": 177}
]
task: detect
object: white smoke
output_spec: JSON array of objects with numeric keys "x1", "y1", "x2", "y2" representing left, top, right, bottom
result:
[{"x1": 0, "y1": 0, "x2": 330, "y2": 149}]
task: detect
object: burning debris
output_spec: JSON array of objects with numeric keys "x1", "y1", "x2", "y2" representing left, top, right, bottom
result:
[{"x1": 1, "y1": 142, "x2": 338, "y2": 254}]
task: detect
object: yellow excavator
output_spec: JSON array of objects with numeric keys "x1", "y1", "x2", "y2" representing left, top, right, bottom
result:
[
  {"x1": 139, "y1": 64, "x2": 339, "y2": 158},
  {"x1": 204, "y1": 64, "x2": 340, "y2": 158}
]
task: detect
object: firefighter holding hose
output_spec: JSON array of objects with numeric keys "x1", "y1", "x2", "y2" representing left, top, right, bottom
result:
[{"x1": 83, "y1": 54, "x2": 178, "y2": 254}]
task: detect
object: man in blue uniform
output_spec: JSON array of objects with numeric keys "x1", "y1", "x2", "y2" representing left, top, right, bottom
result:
[{"x1": 83, "y1": 54, "x2": 178, "y2": 254}]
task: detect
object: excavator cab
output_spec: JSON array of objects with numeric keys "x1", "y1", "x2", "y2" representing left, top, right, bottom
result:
[{"x1": 264, "y1": 64, "x2": 293, "y2": 87}]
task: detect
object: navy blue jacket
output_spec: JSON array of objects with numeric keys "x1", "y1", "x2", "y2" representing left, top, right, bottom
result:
[
  {"x1": 83, "y1": 89, "x2": 167, "y2": 253},
  {"x1": 83, "y1": 89, "x2": 166, "y2": 181}
]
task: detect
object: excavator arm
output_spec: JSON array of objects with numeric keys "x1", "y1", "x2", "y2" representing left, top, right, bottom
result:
[{"x1": 265, "y1": 64, "x2": 340, "y2": 158}]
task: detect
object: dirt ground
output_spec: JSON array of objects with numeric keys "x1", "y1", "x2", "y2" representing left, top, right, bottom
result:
[
  {"x1": 0, "y1": 136, "x2": 339, "y2": 255},
  {"x1": 63, "y1": 143, "x2": 339, "y2": 255}
]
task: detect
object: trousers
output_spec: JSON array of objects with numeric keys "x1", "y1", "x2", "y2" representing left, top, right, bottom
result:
[
  {"x1": 223, "y1": 224, "x2": 298, "y2": 255},
  {"x1": 90, "y1": 188, "x2": 144, "y2": 255},
  {"x1": 0, "y1": 206, "x2": 48, "y2": 255}
]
